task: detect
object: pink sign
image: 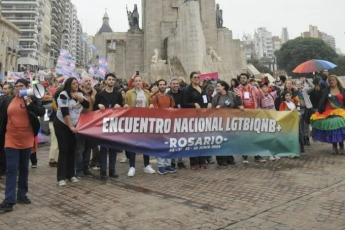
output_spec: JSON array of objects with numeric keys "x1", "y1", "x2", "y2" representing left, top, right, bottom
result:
[{"x1": 200, "y1": 72, "x2": 218, "y2": 82}]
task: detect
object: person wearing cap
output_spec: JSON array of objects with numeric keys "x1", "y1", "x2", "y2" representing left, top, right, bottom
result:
[{"x1": 0, "y1": 79, "x2": 45, "y2": 212}]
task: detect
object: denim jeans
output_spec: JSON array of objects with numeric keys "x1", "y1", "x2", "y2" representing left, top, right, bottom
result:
[
  {"x1": 157, "y1": 157, "x2": 171, "y2": 168},
  {"x1": 75, "y1": 138, "x2": 92, "y2": 173},
  {"x1": 4, "y1": 147, "x2": 31, "y2": 204},
  {"x1": 100, "y1": 147, "x2": 117, "y2": 172}
]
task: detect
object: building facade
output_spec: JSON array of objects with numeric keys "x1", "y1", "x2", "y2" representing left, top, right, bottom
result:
[
  {"x1": 50, "y1": 0, "x2": 65, "y2": 66},
  {"x1": 0, "y1": 4, "x2": 21, "y2": 77},
  {"x1": 37, "y1": 0, "x2": 51, "y2": 69},
  {"x1": 281, "y1": 27, "x2": 289, "y2": 45},
  {"x1": 301, "y1": 25, "x2": 336, "y2": 51},
  {"x1": 1, "y1": 0, "x2": 40, "y2": 71},
  {"x1": 254, "y1": 27, "x2": 274, "y2": 59}
]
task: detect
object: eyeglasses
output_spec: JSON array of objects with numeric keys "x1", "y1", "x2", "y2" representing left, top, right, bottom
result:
[
  {"x1": 14, "y1": 84, "x2": 25, "y2": 88},
  {"x1": 192, "y1": 76, "x2": 200, "y2": 79}
]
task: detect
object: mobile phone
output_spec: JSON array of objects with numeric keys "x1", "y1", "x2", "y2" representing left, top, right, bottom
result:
[{"x1": 136, "y1": 71, "x2": 139, "y2": 75}]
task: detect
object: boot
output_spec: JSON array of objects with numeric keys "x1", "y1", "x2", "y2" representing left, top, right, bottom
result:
[
  {"x1": 331, "y1": 147, "x2": 338, "y2": 155},
  {"x1": 109, "y1": 170, "x2": 119, "y2": 178},
  {"x1": 100, "y1": 170, "x2": 108, "y2": 180}
]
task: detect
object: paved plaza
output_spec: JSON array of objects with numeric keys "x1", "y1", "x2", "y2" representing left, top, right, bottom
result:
[{"x1": 0, "y1": 140, "x2": 345, "y2": 230}]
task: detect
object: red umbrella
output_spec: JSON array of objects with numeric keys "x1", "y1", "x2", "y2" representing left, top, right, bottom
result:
[{"x1": 293, "y1": 59, "x2": 337, "y2": 73}]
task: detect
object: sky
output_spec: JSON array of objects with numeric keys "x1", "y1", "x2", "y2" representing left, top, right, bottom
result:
[{"x1": 71, "y1": 0, "x2": 345, "y2": 54}]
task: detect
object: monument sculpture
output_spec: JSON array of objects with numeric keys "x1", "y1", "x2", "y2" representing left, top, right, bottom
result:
[
  {"x1": 151, "y1": 49, "x2": 158, "y2": 64},
  {"x1": 126, "y1": 4, "x2": 139, "y2": 29},
  {"x1": 216, "y1": 4, "x2": 223, "y2": 28},
  {"x1": 209, "y1": 47, "x2": 222, "y2": 62},
  {"x1": 93, "y1": 0, "x2": 248, "y2": 83}
]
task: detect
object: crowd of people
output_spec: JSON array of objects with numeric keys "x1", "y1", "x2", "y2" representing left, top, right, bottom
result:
[{"x1": 0, "y1": 68, "x2": 343, "y2": 213}]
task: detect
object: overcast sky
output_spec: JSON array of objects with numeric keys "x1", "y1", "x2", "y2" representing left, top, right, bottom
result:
[{"x1": 71, "y1": 0, "x2": 345, "y2": 54}]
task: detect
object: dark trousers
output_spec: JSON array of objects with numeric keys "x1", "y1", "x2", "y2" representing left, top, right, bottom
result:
[
  {"x1": 90, "y1": 146, "x2": 100, "y2": 167},
  {"x1": 54, "y1": 118, "x2": 76, "y2": 181},
  {"x1": 30, "y1": 153, "x2": 37, "y2": 164},
  {"x1": 100, "y1": 147, "x2": 117, "y2": 172},
  {"x1": 75, "y1": 138, "x2": 92, "y2": 173},
  {"x1": 126, "y1": 151, "x2": 150, "y2": 168},
  {"x1": 216, "y1": 156, "x2": 235, "y2": 165},
  {"x1": 0, "y1": 148, "x2": 6, "y2": 175},
  {"x1": 189, "y1": 157, "x2": 206, "y2": 166},
  {"x1": 4, "y1": 147, "x2": 31, "y2": 204}
]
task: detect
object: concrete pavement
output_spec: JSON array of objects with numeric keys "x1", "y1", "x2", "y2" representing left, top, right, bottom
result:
[{"x1": 0, "y1": 140, "x2": 345, "y2": 230}]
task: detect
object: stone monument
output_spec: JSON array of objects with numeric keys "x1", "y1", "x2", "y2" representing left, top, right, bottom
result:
[
  {"x1": 94, "y1": 0, "x2": 248, "y2": 83},
  {"x1": 126, "y1": 4, "x2": 140, "y2": 29},
  {"x1": 216, "y1": 4, "x2": 223, "y2": 28}
]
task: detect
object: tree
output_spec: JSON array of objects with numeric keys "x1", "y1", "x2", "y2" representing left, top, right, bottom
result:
[
  {"x1": 332, "y1": 55, "x2": 345, "y2": 76},
  {"x1": 248, "y1": 57, "x2": 272, "y2": 75},
  {"x1": 275, "y1": 37, "x2": 338, "y2": 76}
]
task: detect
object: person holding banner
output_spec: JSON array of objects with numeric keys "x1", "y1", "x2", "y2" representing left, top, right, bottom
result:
[
  {"x1": 167, "y1": 77, "x2": 187, "y2": 169},
  {"x1": 182, "y1": 71, "x2": 212, "y2": 170},
  {"x1": 212, "y1": 80, "x2": 243, "y2": 166},
  {"x1": 151, "y1": 79, "x2": 177, "y2": 174},
  {"x1": 75, "y1": 76, "x2": 97, "y2": 178},
  {"x1": 0, "y1": 79, "x2": 45, "y2": 213},
  {"x1": 236, "y1": 73, "x2": 266, "y2": 163},
  {"x1": 54, "y1": 77, "x2": 90, "y2": 187},
  {"x1": 124, "y1": 75, "x2": 156, "y2": 176},
  {"x1": 94, "y1": 73, "x2": 123, "y2": 180}
]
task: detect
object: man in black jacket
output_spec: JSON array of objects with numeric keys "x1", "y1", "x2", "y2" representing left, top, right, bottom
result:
[{"x1": 93, "y1": 73, "x2": 124, "y2": 180}]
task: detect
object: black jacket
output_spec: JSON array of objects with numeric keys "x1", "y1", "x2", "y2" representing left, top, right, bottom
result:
[
  {"x1": 0, "y1": 96, "x2": 45, "y2": 150},
  {"x1": 318, "y1": 87, "x2": 345, "y2": 113}
]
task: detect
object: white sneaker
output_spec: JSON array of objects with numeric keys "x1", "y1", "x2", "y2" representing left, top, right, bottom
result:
[
  {"x1": 269, "y1": 156, "x2": 275, "y2": 161},
  {"x1": 144, "y1": 165, "x2": 156, "y2": 174},
  {"x1": 128, "y1": 167, "x2": 135, "y2": 177},
  {"x1": 69, "y1": 177, "x2": 79, "y2": 183},
  {"x1": 57, "y1": 180, "x2": 67, "y2": 186},
  {"x1": 242, "y1": 160, "x2": 249, "y2": 164},
  {"x1": 275, "y1": 156, "x2": 281, "y2": 160},
  {"x1": 120, "y1": 157, "x2": 127, "y2": 163}
]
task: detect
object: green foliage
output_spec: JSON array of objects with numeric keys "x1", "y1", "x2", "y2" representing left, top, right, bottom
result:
[
  {"x1": 274, "y1": 37, "x2": 339, "y2": 76},
  {"x1": 332, "y1": 55, "x2": 345, "y2": 76},
  {"x1": 248, "y1": 58, "x2": 273, "y2": 75}
]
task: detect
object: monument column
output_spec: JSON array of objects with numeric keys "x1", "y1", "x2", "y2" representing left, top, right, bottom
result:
[{"x1": 142, "y1": 0, "x2": 163, "y2": 77}]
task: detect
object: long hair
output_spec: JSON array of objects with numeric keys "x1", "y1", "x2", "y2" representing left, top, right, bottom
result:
[
  {"x1": 327, "y1": 75, "x2": 344, "y2": 89},
  {"x1": 63, "y1": 77, "x2": 78, "y2": 98}
]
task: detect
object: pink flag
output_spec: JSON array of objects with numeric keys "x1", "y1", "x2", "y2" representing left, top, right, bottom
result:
[{"x1": 200, "y1": 72, "x2": 219, "y2": 82}]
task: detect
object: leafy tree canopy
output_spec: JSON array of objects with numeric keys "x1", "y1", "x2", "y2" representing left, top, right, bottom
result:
[
  {"x1": 274, "y1": 37, "x2": 338, "y2": 76},
  {"x1": 332, "y1": 55, "x2": 345, "y2": 76}
]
